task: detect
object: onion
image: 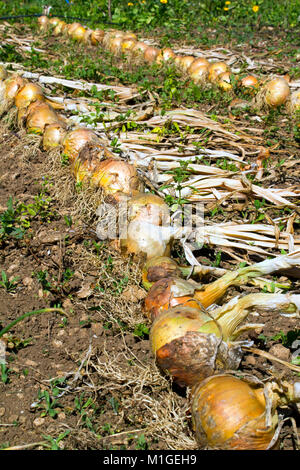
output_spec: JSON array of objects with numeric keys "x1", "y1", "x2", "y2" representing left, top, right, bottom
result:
[
  {"x1": 150, "y1": 305, "x2": 243, "y2": 387},
  {"x1": 191, "y1": 374, "x2": 300, "y2": 450},
  {"x1": 189, "y1": 64, "x2": 209, "y2": 84},
  {"x1": 53, "y1": 21, "x2": 66, "y2": 36},
  {"x1": 38, "y1": 15, "x2": 49, "y2": 31},
  {"x1": 131, "y1": 41, "x2": 149, "y2": 57},
  {"x1": 48, "y1": 17, "x2": 61, "y2": 27},
  {"x1": 123, "y1": 32, "x2": 137, "y2": 41},
  {"x1": 144, "y1": 277, "x2": 201, "y2": 321},
  {"x1": 177, "y1": 56, "x2": 195, "y2": 72},
  {"x1": 90, "y1": 158, "x2": 141, "y2": 201},
  {"x1": 121, "y1": 38, "x2": 137, "y2": 53},
  {"x1": 70, "y1": 25, "x2": 87, "y2": 42},
  {"x1": 289, "y1": 89, "x2": 300, "y2": 114},
  {"x1": 0, "y1": 74, "x2": 25, "y2": 115},
  {"x1": 42, "y1": 122, "x2": 67, "y2": 151},
  {"x1": 109, "y1": 37, "x2": 124, "y2": 54},
  {"x1": 127, "y1": 193, "x2": 170, "y2": 226},
  {"x1": 217, "y1": 71, "x2": 232, "y2": 91},
  {"x1": 264, "y1": 77, "x2": 290, "y2": 107},
  {"x1": 188, "y1": 57, "x2": 209, "y2": 75},
  {"x1": 62, "y1": 128, "x2": 101, "y2": 162},
  {"x1": 90, "y1": 29, "x2": 105, "y2": 46},
  {"x1": 15, "y1": 82, "x2": 44, "y2": 110},
  {"x1": 240, "y1": 74, "x2": 259, "y2": 93},
  {"x1": 208, "y1": 61, "x2": 229, "y2": 83},
  {"x1": 120, "y1": 193, "x2": 173, "y2": 259},
  {"x1": 156, "y1": 48, "x2": 176, "y2": 65},
  {"x1": 142, "y1": 256, "x2": 182, "y2": 290},
  {"x1": 67, "y1": 23, "x2": 82, "y2": 37},
  {"x1": 144, "y1": 46, "x2": 161, "y2": 64},
  {"x1": 26, "y1": 101, "x2": 63, "y2": 134}
]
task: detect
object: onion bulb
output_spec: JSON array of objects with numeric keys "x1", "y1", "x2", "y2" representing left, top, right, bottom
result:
[
  {"x1": 120, "y1": 193, "x2": 173, "y2": 259},
  {"x1": 70, "y1": 25, "x2": 87, "y2": 42},
  {"x1": 26, "y1": 101, "x2": 64, "y2": 134},
  {"x1": 144, "y1": 46, "x2": 161, "y2": 64},
  {"x1": 191, "y1": 374, "x2": 300, "y2": 450},
  {"x1": 123, "y1": 32, "x2": 137, "y2": 41},
  {"x1": 0, "y1": 74, "x2": 25, "y2": 116},
  {"x1": 62, "y1": 128, "x2": 101, "y2": 162},
  {"x1": 67, "y1": 23, "x2": 82, "y2": 37},
  {"x1": 289, "y1": 89, "x2": 300, "y2": 114},
  {"x1": 144, "y1": 277, "x2": 201, "y2": 321},
  {"x1": 43, "y1": 122, "x2": 67, "y2": 151},
  {"x1": 90, "y1": 158, "x2": 141, "y2": 201},
  {"x1": 48, "y1": 17, "x2": 61, "y2": 27},
  {"x1": 150, "y1": 305, "x2": 244, "y2": 387},
  {"x1": 142, "y1": 256, "x2": 182, "y2": 290},
  {"x1": 217, "y1": 71, "x2": 233, "y2": 91},
  {"x1": 109, "y1": 37, "x2": 124, "y2": 54},
  {"x1": 131, "y1": 42, "x2": 149, "y2": 57},
  {"x1": 189, "y1": 64, "x2": 209, "y2": 84},
  {"x1": 188, "y1": 57, "x2": 209, "y2": 75},
  {"x1": 53, "y1": 21, "x2": 66, "y2": 36},
  {"x1": 156, "y1": 48, "x2": 176, "y2": 65},
  {"x1": 38, "y1": 15, "x2": 49, "y2": 31},
  {"x1": 15, "y1": 83, "x2": 45, "y2": 123},
  {"x1": 240, "y1": 74, "x2": 259, "y2": 93},
  {"x1": 121, "y1": 38, "x2": 137, "y2": 53},
  {"x1": 264, "y1": 77, "x2": 290, "y2": 107},
  {"x1": 90, "y1": 29, "x2": 105, "y2": 46},
  {"x1": 176, "y1": 56, "x2": 195, "y2": 72},
  {"x1": 208, "y1": 61, "x2": 229, "y2": 83}
]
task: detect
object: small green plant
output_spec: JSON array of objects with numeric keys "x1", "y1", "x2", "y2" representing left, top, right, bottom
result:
[
  {"x1": 35, "y1": 389, "x2": 63, "y2": 418},
  {"x1": 133, "y1": 323, "x2": 150, "y2": 339},
  {"x1": 41, "y1": 431, "x2": 70, "y2": 450},
  {"x1": 0, "y1": 271, "x2": 19, "y2": 292},
  {"x1": 1, "y1": 363, "x2": 10, "y2": 384}
]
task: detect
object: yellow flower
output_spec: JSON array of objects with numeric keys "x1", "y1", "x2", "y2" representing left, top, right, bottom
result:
[
  {"x1": 224, "y1": 6, "x2": 229, "y2": 11},
  {"x1": 128, "y1": 2, "x2": 133, "y2": 5},
  {"x1": 252, "y1": 5, "x2": 259, "y2": 12},
  {"x1": 160, "y1": 0, "x2": 168, "y2": 3},
  {"x1": 225, "y1": 1, "x2": 231, "y2": 4}
]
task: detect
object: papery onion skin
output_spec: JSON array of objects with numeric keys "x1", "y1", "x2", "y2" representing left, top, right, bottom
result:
[
  {"x1": 121, "y1": 38, "x2": 137, "y2": 53},
  {"x1": 48, "y1": 17, "x2": 61, "y2": 27},
  {"x1": 109, "y1": 37, "x2": 124, "y2": 54},
  {"x1": 43, "y1": 123, "x2": 67, "y2": 151},
  {"x1": 188, "y1": 57, "x2": 210, "y2": 75},
  {"x1": 150, "y1": 305, "x2": 242, "y2": 387},
  {"x1": 264, "y1": 77, "x2": 290, "y2": 107},
  {"x1": 191, "y1": 374, "x2": 278, "y2": 450},
  {"x1": 71, "y1": 25, "x2": 87, "y2": 42},
  {"x1": 62, "y1": 128, "x2": 101, "y2": 162},
  {"x1": 90, "y1": 29, "x2": 105, "y2": 45},
  {"x1": 142, "y1": 256, "x2": 182, "y2": 290},
  {"x1": 67, "y1": 23, "x2": 82, "y2": 37},
  {"x1": 208, "y1": 61, "x2": 229, "y2": 83},
  {"x1": 144, "y1": 277, "x2": 200, "y2": 321},
  {"x1": 177, "y1": 56, "x2": 195, "y2": 72},
  {"x1": 131, "y1": 42, "x2": 149, "y2": 57},
  {"x1": 240, "y1": 75, "x2": 259, "y2": 93},
  {"x1": 289, "y1": 89, "x2": 300, "y2": 114},
  {"x1": 127, "y1": 192, "x2": 170, "y2": 226},
  {"x1": 156, "y1": 48, "x2": 176, "y2": 65},
  {"x1": 189, "y1": 64, "x2": 209, "y2": 84},
  {"x1": 26, "y1": 101, "x2": 63, "y2": 134},
  {"x1": 144, "y1": 46, "x2": 161, "y2": 64},
  {"x1": 217, "y1": 71, "x2": 233, "y2": 91},
  {"x1": 90, "y1": 158, "x2": 141, "y2": 201},
  {"x1": 72, "y1": 144, "x2": 115, "y2": 183},
  {"x1": 38, "y1": 15, "x2": 49, "y2": 31},
  {"x1": 0, "y1": 75, "x2": 26, "y2": 115},
  {"x1": 15, "y1": 82, "x2": 45, "y2": 110}
]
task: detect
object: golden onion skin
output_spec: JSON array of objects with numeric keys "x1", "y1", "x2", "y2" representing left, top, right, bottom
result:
[
  {"x1": 38, "y1": 15, "x2": 49, "y2": 31},
  {"x1": 150, "y1": 306, "x2": 242, "y2": 387},
  {"x1": 188, "y1": 57, "x2": 210, "y2": 75},
  {"x1": 156, "y1": 48, "x2": 176, "y2": 65},
  {"x1": 62, "y1": 128, "x2": 101, "y2": 162},
  {"x1": 189, "y1": 64, "x2": 209, "y2": 84},
  {"x1": 240, "y1": 75, "x2": 259, "y2": 94},
  {"x1": 177, "y1": 56, "x2": 195, "y2": 72},
  {"x1": 208, "y1": 61, "x2": 229, "y2": 83},
  {"x1": 144, "y1": 46, "x2": 161, "y2": 64},
  {"x1": 0, "y1": 75, "x2": 26, "y2": 116},
  {"x1": 217, "y1": 71, "x2": 233, "y2": 91},
  {"x1": 144, "y1": 277, "x2": 200, "y2": 321},
  {"x1": 90, "y1": 158, "x2": 141, "y2": 201},
  {"x1": 127, "y1": 192, "x2": 170, "y2": 226},
  {"x1": 142, "y1": 256, "x2": 182, "y2": 290},
  {"x1": 264, "y1": 77, "x2": 290, "y2": 107},
  {"x1": 43, "y1": 123, "x2": 67, "y2": 151},
  {"x1": 26, "y1": 101, "x2": 63, "y2": 134},
  {"x1": 191, "y1": 375, "x2": 278, "y2": 450},
  {"x1": 90, "y1": 29, "x2": 105, "y2": 46},
  {"x1": 15, "y1": 82, "x2": 45, "y2": 110}
]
